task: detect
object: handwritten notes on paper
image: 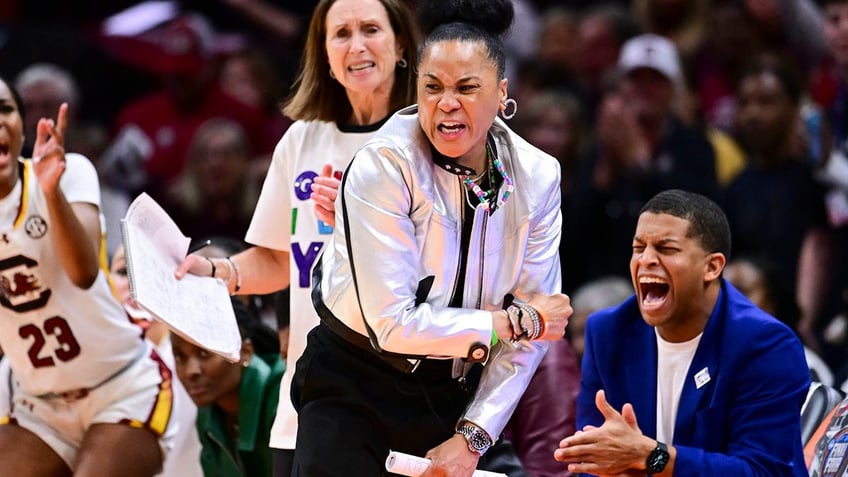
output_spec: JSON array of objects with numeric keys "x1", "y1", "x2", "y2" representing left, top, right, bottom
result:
[{"x1": 121, "y1": 193, "x2": 242, "y2": 362}]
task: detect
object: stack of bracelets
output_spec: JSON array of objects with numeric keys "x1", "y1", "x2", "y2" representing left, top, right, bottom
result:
[
  {"x1": 206, "y1": 256, "x2": 243, "y2": 295},
  {"x1": 506, "y1": 302, "x2": 546, "y2": 340}
]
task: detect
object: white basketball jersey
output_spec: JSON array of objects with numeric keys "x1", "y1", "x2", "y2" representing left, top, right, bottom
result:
[{"x1": 0, "y1": 155, "x2": 145, "y2": 396}]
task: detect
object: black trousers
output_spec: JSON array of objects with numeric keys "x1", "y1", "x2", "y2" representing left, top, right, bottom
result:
[
  {"x1": 290, "y1": 323, "x2": 529, "y2": 476},
  {"x1": 272, "y1": 448, "x2": 294, "y2": 477}
]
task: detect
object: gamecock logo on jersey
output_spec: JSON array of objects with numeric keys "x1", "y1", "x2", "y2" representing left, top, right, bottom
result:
[{"x1": 0, "y1": 255, "x2": 51, "y2": 312}]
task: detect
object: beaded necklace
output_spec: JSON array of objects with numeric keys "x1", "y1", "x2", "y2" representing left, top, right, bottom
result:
[
  {"x1": 460, "y1": 143, "x2": 514, "y2": 213},
  {"x1": 463, "y1": 156, "x2": 493, "y2": 209}
]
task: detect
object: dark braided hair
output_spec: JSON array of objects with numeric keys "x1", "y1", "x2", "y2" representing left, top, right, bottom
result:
[
  {"x1": 416, "y1": 0, "x2": 514, "y2": 80},
  {"x1": 231, "y1": 297, "x2": 279, "y2": 358},
  {"x1": 0, "y1": 76, "x2": 26, "y2": 126}
]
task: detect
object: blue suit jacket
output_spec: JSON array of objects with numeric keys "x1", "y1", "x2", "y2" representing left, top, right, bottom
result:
[{"x1": 578, "y1": 280, "x2": 810, "y2": 476}]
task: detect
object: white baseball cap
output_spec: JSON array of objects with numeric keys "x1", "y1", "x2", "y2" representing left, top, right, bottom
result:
[{"x1": 617, "y1": 33, "x2": 683, "y2": 85}]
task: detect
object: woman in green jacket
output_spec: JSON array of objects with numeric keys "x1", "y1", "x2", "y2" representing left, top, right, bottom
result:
[{"x1": 172, "y1": 298, "x2": 284, "y2": 477}]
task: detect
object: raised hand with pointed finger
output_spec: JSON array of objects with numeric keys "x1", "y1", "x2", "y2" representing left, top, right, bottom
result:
[{"x1": 31, "y1": 102, "x2": 69, "y2": 196}]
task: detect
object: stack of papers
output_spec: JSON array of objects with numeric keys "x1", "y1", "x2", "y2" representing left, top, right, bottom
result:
[{"x1": 120, "y1": 193, "x2": 242, "y2": 362}]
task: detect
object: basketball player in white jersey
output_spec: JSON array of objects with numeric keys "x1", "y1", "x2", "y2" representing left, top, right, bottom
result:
[{"x1": 0, "y1": 77, "x2": 174, "y2": 476}]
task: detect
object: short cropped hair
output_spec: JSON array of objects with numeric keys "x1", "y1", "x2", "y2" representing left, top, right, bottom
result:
[
  {"x1": 640, "y1": 189, "x2": 731, "y2": 259},
  {"x1": 737, "y1": 53, "x2": 804, "y2": 105}
]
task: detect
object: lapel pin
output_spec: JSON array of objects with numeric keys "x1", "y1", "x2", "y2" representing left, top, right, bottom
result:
[{"x1": 694, "y1": 367, "x2": 711, "y2": 389}]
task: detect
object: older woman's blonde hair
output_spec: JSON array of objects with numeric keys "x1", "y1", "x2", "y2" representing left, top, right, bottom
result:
[{"x1": 282, "y1": 0, "x2": 420, "y2": 123}]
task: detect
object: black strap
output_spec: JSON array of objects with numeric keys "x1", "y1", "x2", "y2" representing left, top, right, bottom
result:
[
  {"x1": 311, "y1": 258, "x2": 421, "y2": 373},
  {"x1": 338, "y1": 163, "x2": 430, "y2": 362},
  {"x1": 308, "y1": 161, "x2": 438, "y2": 373}
]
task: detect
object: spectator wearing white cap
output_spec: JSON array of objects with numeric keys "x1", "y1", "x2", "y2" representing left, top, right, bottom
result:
[
  {"x1": 618, "y1": 33, "x2": 747, "y2": 188},
  {"x1": 561, "y1": 33, "x2": 718, "y2": 294},
  {"x1": 618, "y1": 33, "x2": 685, "y2": 89}
]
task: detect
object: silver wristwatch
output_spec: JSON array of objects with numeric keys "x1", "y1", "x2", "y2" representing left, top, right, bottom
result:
[{"x1": 457, "y1": 423, "x2": 493, "y2": 455}]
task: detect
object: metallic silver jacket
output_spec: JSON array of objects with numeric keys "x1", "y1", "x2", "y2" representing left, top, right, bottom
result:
[{"x1": 319, "y1": 105, "x2": 563, "y2": 440}]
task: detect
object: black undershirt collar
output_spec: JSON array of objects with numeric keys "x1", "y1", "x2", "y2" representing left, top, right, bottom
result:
[
  {"x1": 430, "y1": 133, "x2": 498, "y2": 177},
  {"x1": 337, "y1": 114, "x2": 391, "y2": 133}
]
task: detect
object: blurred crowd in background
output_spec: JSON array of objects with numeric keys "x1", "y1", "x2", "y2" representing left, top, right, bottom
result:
[{"x1": 1, "y1": 0, "x2": 846, "y2": 399}]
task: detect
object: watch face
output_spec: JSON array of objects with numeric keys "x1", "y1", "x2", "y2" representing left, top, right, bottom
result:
[
  {"x1": 459, "y1": 425, "x2": 492, "y2": 454},
  {"x1": 647, "y1": 445, "x2": 670, "y2": 473},
  {"x1": 470, "y1": 430, "x2": 489, "y2": 451}
]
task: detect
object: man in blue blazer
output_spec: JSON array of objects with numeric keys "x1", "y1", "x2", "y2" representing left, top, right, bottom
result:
[{"x1": 555, "y1": 189, "x2": 810, "y2": 476}]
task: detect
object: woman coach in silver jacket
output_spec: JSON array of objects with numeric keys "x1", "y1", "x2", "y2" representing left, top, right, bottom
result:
[{"x1": 293, "y1": 1, "x2": 572, "y2": 476}]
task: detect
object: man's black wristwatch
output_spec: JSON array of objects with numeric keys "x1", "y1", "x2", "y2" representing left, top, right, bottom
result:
[
  {"x1": 646, "y1": 440, "x2": 670, "y2": 474},
  {"x1": 456, "y1": 423, "x2": 493, "y2": 455}
]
